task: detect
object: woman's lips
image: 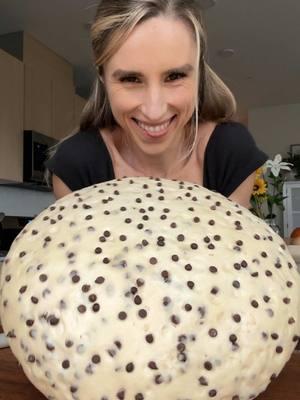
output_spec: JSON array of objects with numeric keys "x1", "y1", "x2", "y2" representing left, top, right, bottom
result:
[{"x1": 133, "y1": 116, "x2": 176, "y2": 138}]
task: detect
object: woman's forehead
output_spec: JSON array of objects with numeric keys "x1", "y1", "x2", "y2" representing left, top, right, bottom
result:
[{"x1": 106, "y1": 15, "x2": 197, "y2": 73}]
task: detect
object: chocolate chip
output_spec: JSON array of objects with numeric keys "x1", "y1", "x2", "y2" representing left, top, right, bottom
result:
[
  {"x1": 148, "y1": 361, "x2": 158, "y2": 369},
  {"x1": 233, "y1": 314, "x2": 241, "y2": 323},
  {"x1": 62, "y1": 360, "x2": 70, "y2": 369},
  {"x1": 118, "y1": 311, "x2": 127, "y2": 320},
  {"x1": 126, "y1": 362, "x2": 134, "y2": 373},
  {"x1": 198, "y1": 376, "x2": 208, "y2": 386},
  {"x1": 138, "y1": 309, "x2": 147, "y2": 318},
  {"x1": 204, "y1": 361, "x2": 213, "y2": 370},
  {"x1": 78, "y1": 305, "x2": 87, "y2": 313},
  {"x1": 92, "y1": 355, "x2": 101, "y2": 364},
  {"x1": 145, "y1": 334, "x2": 154, "y2": 343},
  {"x1": 208, "y1": 329, "x2": 218, "y2": 338}
]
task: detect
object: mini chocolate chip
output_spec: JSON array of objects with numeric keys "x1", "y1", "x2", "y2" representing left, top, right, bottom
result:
[
  {"x1": 229, "y1": 334, "x2": 237, "y2": 343},
  {"x1": 204, "y1": 361, "x2": 213, "y2": 370},
  {"x1": 211, "y1": 287, "x2": 219, "y2": 295},
  {"x1": 263, "y1": 295, "x2": 270, "y2": 303},
  {"x1": 163, "y1": 296, "x2": 171, "y2": 306},
  {"x1": 209, "y1": 390, "x2": 217, "y2": 397},
  {"x1": 148, "y1": 361, "x2": 158, "y2": 369},
  {"x1": 28, "y1": 354, "x2": 35, "y2": 363},
  {"x1": 209, "y1": 266, "x2": 218, "y2": 273},
  {"x1": 135, "y1": 394, "x2": 144, "y2": 400},
  {"x1": 62, "y1": 360, "x2": 70, "y2": 369},
  {"x1": 78, "y1": 305, "x2": 87, "y2": 313},
  {"x1": 65, "y1": 340, "x2": 73, "y2": 348},
  {"x1": 138, "y1": 309, "x2": 147, "y2": 318},
  {"x1": 283, "y1": 297, "x2": 291, "y2": 304},
  {"x1": 232, "y1": 280, "x2": 240, "y2": 289},
  {"x1": 233, "y1": 314, "x2": 241, "y2": 323},
  {"x1": 208, "y1": 329, "x2": 218, "y2": 338},
  {"x1": 39, "y1": 274, "x2": 48, "y2": 282},
  {"x1": 126, "y1": 362, "x2": 134, "y2": 373},
  {"x1": 136, "y1": 278, "x2": 144, "y2": 287},
  {"x1": 118, "y1": 311, "x2": 127, "y2": 320},
  {"x1": 185, "y1": 264, "x2": 192, "y2": 271},
  {"x1": 89, "y1": 294, "x2": 97, "y2": 303},
  {"x1": 145, "y1": 334, "x2": 154, "y2": 343},
  {"x1": 115, "y1": 341, "x2": 122, "y2": 349},
  {"x1": 117, "y1": 390, "x2": 125, "y2": 400},
  {"x1": 92, "y1": 355, "x2": 101, "y2": 364},
  {"x1": 31, "y1": 296, "x2": 39, "y2": 304},
  {"x1": 187, "y1": 281, "x2": 195, "y2": 289},
  {"x1": 134, "y1": 295, "x2": 142, "y2": 305},
  {"x1": 198, "y1": 376, "x2": 208, "y2": 386},
  {"x1": 184, "y1": 304, "x2": 192, "y2": 311},
  {"x1": 276, "y1": 346, "x2": 283, "y2": 354},
  {"x1": 82, "y1": 284, "x2": 91, "y2": 293},
  {"x1": 271, "y1": 333, "x2": 279, "y2": 340},
  {"x1": 149, "y1": 257, "x2": 157, "y2": 265},
  {"x1": 95, "y1": 247, "x2": 102, "y2": 254},
  {"x1": 72, "y1": 275, "x2": 80, "y2": 283},
  {"x1": 169, "y1": 314, "x2": 180, "y2": 325},
  {"x1": 19, "y1": 285, "x2": 27, "y2": 294},
  {"x1": 251, "y1": 300, "x2": 259, "y2": 308},
  {"x1": 95, "y1": 276, "x2": 105, "y2": 284}
]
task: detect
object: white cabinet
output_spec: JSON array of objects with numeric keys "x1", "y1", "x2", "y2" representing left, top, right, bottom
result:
[{"x1": 283, "y1": 181, "x2": 300, "y2": 237}]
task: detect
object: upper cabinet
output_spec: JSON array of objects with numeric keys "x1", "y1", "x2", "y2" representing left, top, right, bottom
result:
[
  {"x1": 0, "y1": 32, "x2": 86, "y2": 140},
  {"x1": 0, "y1": 49, "x2": 24, "y2": 182}
]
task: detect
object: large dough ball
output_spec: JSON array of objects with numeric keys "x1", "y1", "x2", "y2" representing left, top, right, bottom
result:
[{"x1": 1, "y1": 177, "x2": 299, "y2": 400}]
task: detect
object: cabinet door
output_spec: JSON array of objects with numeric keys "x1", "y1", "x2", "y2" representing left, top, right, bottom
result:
[
  {"x1": 52, "y1": 76, "x2": 75, "y2": 140},
  {"x1": 24, "y1": 64, "x2": 52, "y2": 136},
  {"x1": 0, "y1": 50, "x2": 24, "y2": 182},
  {"x1": 284, "y1": 183, "x2": 300, "y2": 236}
]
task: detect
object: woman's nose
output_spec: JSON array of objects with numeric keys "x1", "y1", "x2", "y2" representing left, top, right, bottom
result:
[{"x1": 140, "y1": 85, "x2": 168, "y2": 122}]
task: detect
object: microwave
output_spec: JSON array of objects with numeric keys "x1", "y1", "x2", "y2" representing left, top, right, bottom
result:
[{"x1": 23, "y1": 131, "x2": 57, "y2": 184}]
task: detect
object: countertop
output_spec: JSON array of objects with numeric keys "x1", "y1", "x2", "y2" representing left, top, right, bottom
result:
[{"x1": 0, "y1": 348, "x2": 300, "y2": 399}]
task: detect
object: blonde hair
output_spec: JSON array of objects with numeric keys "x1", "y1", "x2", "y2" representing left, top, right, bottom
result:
[
  {"x1": 81, "y1": 0, "x2": 236, "y2": 137},
  {"x1": 46, "y1": 0, "x2": 237, "y2": 183}
]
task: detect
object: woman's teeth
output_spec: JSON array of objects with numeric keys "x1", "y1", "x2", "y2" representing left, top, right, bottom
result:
[{"x1": 136, "y1": 118, "x2": 172, "y2": 133}]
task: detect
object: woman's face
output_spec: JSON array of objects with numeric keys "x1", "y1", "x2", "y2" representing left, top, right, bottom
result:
[{"x1": 103, "y1": 15, "x2": 198, "y2": 156}]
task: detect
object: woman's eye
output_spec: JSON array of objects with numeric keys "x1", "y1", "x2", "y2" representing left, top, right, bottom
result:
[
  {"x1": 166, "y1": 72, "x2": 186, "y2": 82},
  {"x1": 120, "y1": 76, "x2": 140, "y2": 83}
]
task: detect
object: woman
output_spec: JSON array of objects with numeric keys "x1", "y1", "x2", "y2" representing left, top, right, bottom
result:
[{"x1": 46, "y1": 0, "x2": 267, "y2": 208}]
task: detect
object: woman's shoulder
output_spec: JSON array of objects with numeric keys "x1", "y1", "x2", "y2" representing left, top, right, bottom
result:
[{"x1": 59, "y1": 128, "x2": 105, "y2": 150}]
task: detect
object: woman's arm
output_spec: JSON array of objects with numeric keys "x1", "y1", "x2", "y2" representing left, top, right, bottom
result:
[
  {"x1": 228, "y1": 171, "x2": 255, "y2": 209},
  {"x1": 52, "y1": 174, "x2": 72, "y2": 200}
]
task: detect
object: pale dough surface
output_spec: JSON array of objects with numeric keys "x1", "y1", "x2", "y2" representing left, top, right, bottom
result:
[{"x1": 0, "y1": 177, "x2": 300, "y2": 400}]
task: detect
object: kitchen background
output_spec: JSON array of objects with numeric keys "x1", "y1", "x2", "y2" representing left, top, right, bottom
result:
[{"x1": 0, "y1": 0, "x2": 300, "y2": 257}]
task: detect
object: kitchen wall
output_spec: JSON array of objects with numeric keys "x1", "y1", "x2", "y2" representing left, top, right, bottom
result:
[
  {"x1": 249, "y1": 103, "x2": 300, "y2": 158},
  {"x1": 0, "y1": 185, "x2": 54, "y2": 217}
]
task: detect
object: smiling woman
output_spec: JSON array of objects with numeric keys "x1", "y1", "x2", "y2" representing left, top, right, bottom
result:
[{"x1": 46, "y1": 0, "x2": 268, "y2": 207}]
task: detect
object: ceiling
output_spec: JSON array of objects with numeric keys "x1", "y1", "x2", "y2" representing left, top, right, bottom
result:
[{"x1": 0, "y1": 0, "x2": 299, "y2": 111}]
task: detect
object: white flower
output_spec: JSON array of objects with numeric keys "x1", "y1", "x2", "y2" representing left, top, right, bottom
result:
[{"x1": 265, "y1": 154, "x2": 293, "y2": 177}]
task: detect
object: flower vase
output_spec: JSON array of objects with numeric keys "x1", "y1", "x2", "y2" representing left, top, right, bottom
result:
[{"x1": 264, "y1": 218, "x2": 280, "y2": 235}]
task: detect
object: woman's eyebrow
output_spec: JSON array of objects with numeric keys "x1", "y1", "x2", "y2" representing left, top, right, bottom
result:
[{"x1": 112, "y1": 63, "x2": 194, "y2": 79}]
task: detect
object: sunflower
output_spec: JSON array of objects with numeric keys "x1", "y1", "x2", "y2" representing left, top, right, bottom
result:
[
  {"x1": 255, "y1": 167, "x2": 263, "y2": 178},
  {"x1": 252, "y1": 178, "x2": 267, "y2": 196}
]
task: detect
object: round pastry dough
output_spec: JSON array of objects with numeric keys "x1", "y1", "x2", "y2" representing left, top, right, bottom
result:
[{"x1": 1, "y1": 177, "x2": 299, "y2": 400}]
